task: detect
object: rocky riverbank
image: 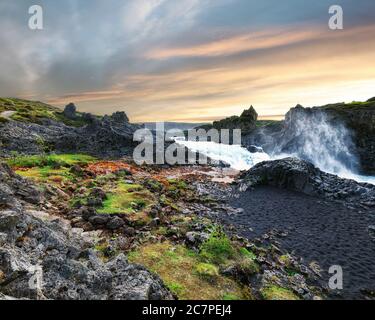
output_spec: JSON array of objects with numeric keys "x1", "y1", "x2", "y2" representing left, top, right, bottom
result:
[{"x1": 1, "y1": 155, "x2": 327, "y2": 300}]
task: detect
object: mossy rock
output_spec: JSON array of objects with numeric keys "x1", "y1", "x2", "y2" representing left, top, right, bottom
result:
[
  {"x1": 199, "y1": 230, "x2": 236, "y2": 265},
  {"x1": 195, "y1": 263, "x2": 219, "y2": 281},
  {"x1": 261, "y1": 286, "x2": 300, "y2": 300},
  {"x1": 128, "y1": 242, "x2": 250, "y2": 300}
]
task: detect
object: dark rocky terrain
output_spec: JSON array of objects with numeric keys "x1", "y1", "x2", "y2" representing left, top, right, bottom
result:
[
  {"x1": 238, "y1": 158, "x2": 375, "y2": 210},
  {"x1": 0, "y1": 99, "x2": 140, "y2": 158},
  {"x1": 1, "y1": 97, "x2": 375, "y2": 300},
  {"x1": 0, "y1": 163, "x2": 172, "y2": 300}
]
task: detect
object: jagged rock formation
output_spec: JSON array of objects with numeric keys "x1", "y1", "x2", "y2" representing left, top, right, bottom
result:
[
  {"x1": 0, "y1": 163, "x2": 173, "y2": 300},
  {"x1": 238, "y1": 158, "x2": 375, "y2": 209},
  {"x1": 0, "y1": 102, "x2": 141, "y2": 158},
  {"x1": 211, "y1": 106, "x2": 258, "y2": 134}
]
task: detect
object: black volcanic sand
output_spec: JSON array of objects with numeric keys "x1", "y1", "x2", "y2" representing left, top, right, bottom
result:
[{"x1": 225, "y1": 186, "x2": 375, "y2": 300}]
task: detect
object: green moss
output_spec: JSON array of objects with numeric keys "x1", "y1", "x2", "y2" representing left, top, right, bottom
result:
[
  {"x1": 15, "y1": 166, "x2": 74, "y2": 184},
  {"x1": 166, "y1": 179, "x2": 188, "y2": 199},
  {"x1": 128, "y1": 242, "x2": 249, "y2": 300},
  {"x1": 222, "y1": 293, "x2": 241, "y2": 300},
  {"x1": 7, "y1": 153, "x2": 96, "y2": 168},
  {"x1": 195, "y1": 263, "x2": 219, "y2": 281},
  {"x1": 261, "y1": 286, "x2": 300, "y2": 300},
  {"x1": 239, "y1": 247, "x2": 257, "y2": 260},
  {"x1": 235, "y1": 257, "x2": 260, "y2": 275},
  {"x1": 279, "y1": 254, "x2": 292, "y2": 266},
  {"x1": 0, "y1": 97, "x2": 97, "y2": 126},
  {"x1": 97, "y1": 182, "x2": 153, "y2": 214},
  {"x1": 166, "y1": 281, "x2": 186, "y2": 297},
  {"x1": 199, "y1": 230, "x2": 236, "y2": 265}
]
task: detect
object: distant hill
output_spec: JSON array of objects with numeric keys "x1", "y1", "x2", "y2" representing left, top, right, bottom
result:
[
  {"x1": 141, "y1": 122, "x2": 209, "y2": 132},
  {"x1": 0, "y1": 98, "x2": 91, "y2": 127}
]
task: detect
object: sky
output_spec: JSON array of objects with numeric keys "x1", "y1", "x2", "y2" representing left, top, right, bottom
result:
[{"x1": 1, "y1": 0, "x2": 375, "y2": 122}]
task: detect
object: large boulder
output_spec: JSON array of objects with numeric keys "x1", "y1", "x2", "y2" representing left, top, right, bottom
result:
[
  {"x1": 239, "y1": 158, "x2": 375, "y2": 209},
  {"x1": 0, "y1": 163, "x2": 42, "y2": 211}
]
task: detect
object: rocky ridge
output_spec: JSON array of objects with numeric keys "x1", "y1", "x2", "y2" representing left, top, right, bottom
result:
[{"x1": 0, "y1": 101, "x2": 140, "y2": 158}]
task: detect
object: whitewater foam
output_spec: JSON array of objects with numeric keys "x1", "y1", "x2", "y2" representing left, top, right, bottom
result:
[
  {"x1": 174, "y1": 140, "x2": 270, "y2": 171},
  {"x1": 175, "y1": 139, "x2": 375, "y2": 185}
]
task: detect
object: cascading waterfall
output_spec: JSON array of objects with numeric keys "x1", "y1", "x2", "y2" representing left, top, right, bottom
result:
[
  {"x1": 269, "y1": 110, "x2": 375, "y2": 184},
  {"x1": 174, "y1": 110, "x2": 375, "y2": 185}
]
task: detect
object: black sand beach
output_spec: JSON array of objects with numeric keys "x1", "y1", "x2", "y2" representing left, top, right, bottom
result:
[{"x1": 225, "y1": 186, "x2": 375, "y2": 299}]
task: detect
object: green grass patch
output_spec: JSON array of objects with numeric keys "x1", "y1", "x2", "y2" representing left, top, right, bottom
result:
[
  {"x1": 261, "y1": 286, "x2": 300, "y2": 300},
  {"x1": 97, "y1": 182, "x2": 154, "y2": 215},
  {"x1": 128, "y1": 242, "x2": 250, "y2": 300},
  {"x1": 199, "y1": 230, "x2": 237, "y2": 265},
  {"x1": 15, "y1": 166, "x2": 74, "y2": 184},
  {"x1": 0, "y1": 98, "x2": 95, "y2": 126},
  {"x1": 195, "y1": 263, "x2": 219, "y2": 281},
  {"x1": 7, "y1": 153, "x2": 96, "y2": 168}
]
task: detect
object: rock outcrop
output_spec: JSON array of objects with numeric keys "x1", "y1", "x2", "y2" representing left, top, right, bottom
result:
[
  {"x1": 212, "y1": 106, "x2": 258, "y2": 135},
  {"x1": 0, "y1": 103, "x2": 141, "y2": 158},
  {"x1": 0, "y1": 163, "x2": 173, "y2": 300},
  {"x1": 238, "y1": 158, "x2": 375, "y2": 209},
  {"x1": 63, "y1": 103, "x2": 78, "y2": 120}
]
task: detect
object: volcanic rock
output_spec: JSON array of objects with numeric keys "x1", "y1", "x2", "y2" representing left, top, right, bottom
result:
[
  {"x1": 0, "y1": 164, "x2": 173, "y2": 300},
  {"x1": 239, "y1": 158, "x2": 375, "y2": 209}
]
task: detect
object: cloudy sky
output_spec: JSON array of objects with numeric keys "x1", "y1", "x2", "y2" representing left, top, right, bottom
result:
[{"x1": 1, "y1": 0, "x2": 375, "y2": 122}]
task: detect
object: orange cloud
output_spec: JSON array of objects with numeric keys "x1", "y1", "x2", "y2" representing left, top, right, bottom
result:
[
  {"x1": 146, "y1": 27, "x2": 323, "y2": 59},
  {"x1": 43, "y1": 24, "x2": 375, "y2": 123}
]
